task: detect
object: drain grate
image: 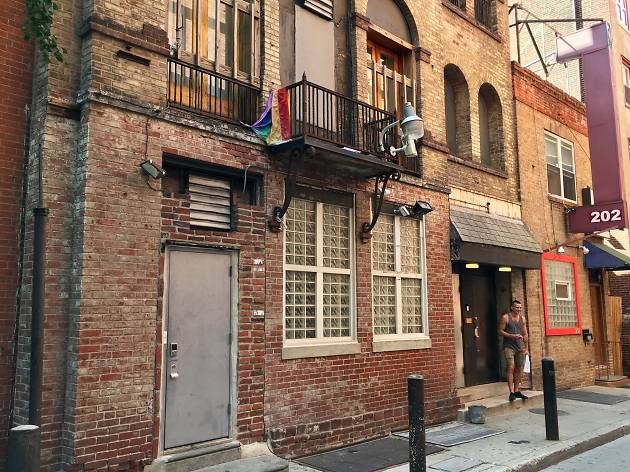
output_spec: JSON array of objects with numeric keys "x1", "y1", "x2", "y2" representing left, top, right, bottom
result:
[{"x1": 558, "y1": 389, "x2": 630, "y2": 405}]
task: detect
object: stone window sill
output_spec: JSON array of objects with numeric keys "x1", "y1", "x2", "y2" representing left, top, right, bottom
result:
[
  {"x1": 372, "y1": 337, "x2": 432, "y2": 352},
  {"x1": 282, "y1": 341, "x2": 362, "y2": 360},
  {"x1": 548, "y1": 194, "x2": 578, "y2": 207},
  {"x1": 448, "y1": 154, "x2": 508, "y2": 179},
  {"x1": 441, "y1": 1, "x2": 501, "y2": 43}
]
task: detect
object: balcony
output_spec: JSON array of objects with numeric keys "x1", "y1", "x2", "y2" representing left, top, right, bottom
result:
[
  {"x1": 167, "y1": 57, "x2": 260, "y2": 125},
  {"x1": 267, "y1": 77, "x2": 406, "y2": 179}
]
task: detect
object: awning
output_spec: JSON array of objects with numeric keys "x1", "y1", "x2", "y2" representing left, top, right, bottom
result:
[
  {"x1": 450, "y1": 206, "x2": 542, "y2": 269},
  {"x1": 584, "y1": 241, "x2": 630, "y2": 269}
]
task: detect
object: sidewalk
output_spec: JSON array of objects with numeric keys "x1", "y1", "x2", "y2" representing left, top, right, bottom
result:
[{"x1": 289, "y1": 385, "x2": 630, "y2": 472}]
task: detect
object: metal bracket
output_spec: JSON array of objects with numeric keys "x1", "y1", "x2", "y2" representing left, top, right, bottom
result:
[
  {"x1": 269, "y1": 147, "x2": 304, "y2": 232},
  {"x1": 360, "y1": 171, "x2": 401, "y2": 243}
]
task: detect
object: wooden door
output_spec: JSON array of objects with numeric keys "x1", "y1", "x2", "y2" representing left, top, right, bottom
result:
[
  {"x1": 461, "y1": 268, "x2": 499, "y2": 386},
  {"x1": 589, "y1": 284, "x2": 607, "y2": 366},
  {"x1": 607, "y1": 295, "x2": 623, "y2": 375}
]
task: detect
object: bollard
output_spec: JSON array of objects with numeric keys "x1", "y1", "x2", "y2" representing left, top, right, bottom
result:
[
  {"x1": 7, "y1": 425, "x2": 40, "y2": 472},
  {"x1": 542, "y1": 357, "x2": 559, "y2": 440},
  {"x1": 408, "y1": 374, "x2": 426, "y2": 472}
]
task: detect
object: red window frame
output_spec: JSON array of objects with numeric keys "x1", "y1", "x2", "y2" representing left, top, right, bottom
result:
[{"x1": 541, "y1": 252, "x2": 582, "y2": 336}]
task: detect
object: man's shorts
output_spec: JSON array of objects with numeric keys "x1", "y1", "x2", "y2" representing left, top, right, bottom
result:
[{"x1": 504, "y1": 347, "x2": 525, "y2": 369}]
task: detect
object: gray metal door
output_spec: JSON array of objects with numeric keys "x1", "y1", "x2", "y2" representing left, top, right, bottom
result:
[{"x1": 164, "y1": 248, "x2": 232, "y2": 449}]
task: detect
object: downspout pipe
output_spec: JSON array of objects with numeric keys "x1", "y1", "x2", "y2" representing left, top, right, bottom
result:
[{"x1": 29, "y1": 206, "x2": 48, "y2": 426}]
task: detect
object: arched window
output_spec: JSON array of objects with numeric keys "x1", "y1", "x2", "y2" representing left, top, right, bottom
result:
[
  {"x1": 365, "y1": 0, "x2": 415, "y2": 117},
  {"x1": 478, "y1": 83, "x2": 504, "y2": 169},
  {"x1": 444, "y1": 65, "x2": 471, "y2": 159}
]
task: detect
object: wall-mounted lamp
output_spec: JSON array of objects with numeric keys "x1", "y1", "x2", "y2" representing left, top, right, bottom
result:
[
  {"x1": 140, "y1": 159, "x2": 166, "y2": 179},
  {"x1": 378, "y1": 102, "x2": 424, "y2": 158},
  {"x1": 394, "y1": 201, "x2": 433, "y2": 218},
  {"x1": 581, "y1": 245, "x2": 590, "y2": 255},
  {"x1": 557, "y1": 245, "x2": 566, "y2": 254},
  {"x1": 465, "y1": 263, "x2": 479, "y2": 269},
  {"x1": 498, "y1": 266, "x2": 512, "y2": 272}
]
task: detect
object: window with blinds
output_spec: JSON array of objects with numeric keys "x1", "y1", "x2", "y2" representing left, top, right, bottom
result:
[{"x1": 188, "y1": 174, "x2": 233, "y2": 230}]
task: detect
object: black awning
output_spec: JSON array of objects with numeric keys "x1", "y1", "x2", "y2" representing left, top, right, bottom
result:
[{"x1": 450, "y1": 206, "x2": 542, "y2": 269}]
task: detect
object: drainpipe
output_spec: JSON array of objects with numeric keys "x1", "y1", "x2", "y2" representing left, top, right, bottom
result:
[{"x1": 29, "y1": 206, "x2": 48, "y2": 426}]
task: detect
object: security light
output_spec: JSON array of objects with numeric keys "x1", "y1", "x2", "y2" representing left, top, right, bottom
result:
[
  {"x1": 396, "y1": 205, "x2": 411, "y2": 217},
  {"x1": 498, "y1": 266, "x2": 512, "y2": 272},
  {"x1": 557, "y1": 245, "x2": 566, "y2": 254},
  {"x1": 582, "y1": 245, "x2": 590, "y2": 255},
  {"x1": 465, "y1": 263, "x2": 480, "y2": 269},
  {"x1": 378, "y1": 102, "x2": 424, "y2": 158},
  {"x1": 411, "y1": 200, "x2": 433, "y2": 216},
  {"x1": 140, "y1": 160, "x2": 166, "y2": 179}
]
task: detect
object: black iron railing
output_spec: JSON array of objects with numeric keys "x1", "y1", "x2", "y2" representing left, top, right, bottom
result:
[
  {"x1": 167, "y1": 58, "x2": 260, "y2": 124},
  {"x1": 284, "y1": 77, "x2": 399, "y2": 159},
  {"x1": 475, "y1": 0, "x2": 494, "y2": 30},
  {"x1": 448, "y1": 0, "x2": 466, "y2": 10}
]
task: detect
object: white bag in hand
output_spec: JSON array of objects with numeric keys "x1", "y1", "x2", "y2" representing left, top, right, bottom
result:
[{"x1": 523, "y1": 354, "x2": 531, "y2": 374}]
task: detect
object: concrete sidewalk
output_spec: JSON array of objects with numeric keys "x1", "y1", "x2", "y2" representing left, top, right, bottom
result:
[{"x1": 289, "y1": 386, "x2": 630, "y2": 472}]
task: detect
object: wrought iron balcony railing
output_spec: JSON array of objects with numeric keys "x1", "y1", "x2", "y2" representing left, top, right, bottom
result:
[
  {"x1": 283, "y1": 77, "x2": 399, "y2": 159},
  {"x1": 167, "y1": 57, "x2": 260, "y2": 124}
]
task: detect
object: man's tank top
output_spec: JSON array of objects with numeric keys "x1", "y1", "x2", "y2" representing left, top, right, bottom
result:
[{"x1": 504, "y1": 315, "x2": 524, "y2": 351}]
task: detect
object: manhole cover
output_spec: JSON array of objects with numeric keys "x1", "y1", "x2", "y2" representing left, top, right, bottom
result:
[{"x1": 529, "y1": 408, "x2": 569, "y2": 416}]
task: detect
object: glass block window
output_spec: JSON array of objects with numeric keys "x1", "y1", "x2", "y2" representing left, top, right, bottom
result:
[
  {"x1": 372, "y1": 214, "x2": 426, "y2": 337},
  {"x1": 284, "y1": 197, "x2": 354, "y2": 342},
  {"x1": 545, "y1": 132, "x2": 576, "y2": 202},
  {"x1": 542, "y1": 253, "x2": 581, "y2": 336}
]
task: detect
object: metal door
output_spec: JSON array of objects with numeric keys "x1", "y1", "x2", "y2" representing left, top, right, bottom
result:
[
  {"x1": 164, "y1": 248, "x2": 232, "y2": 449},
  {"x1": 461, "y1": 267, "x2": 499, "y2": 386}
]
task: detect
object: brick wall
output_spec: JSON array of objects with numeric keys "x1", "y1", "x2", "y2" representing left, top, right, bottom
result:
[
  {"x1": 264, "y1": 167, "x2": 459, "y2": 457},
  {"x1": 0, "y1": 0, "x2": 34, "y2": 464},
  {"x1": 513, "y1": 63, "x2": 597, "y2": 389}
]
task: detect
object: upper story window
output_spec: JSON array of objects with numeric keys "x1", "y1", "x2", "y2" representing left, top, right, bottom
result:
[
  {"x1": 283, "y1": 194, "x2": 355, "y2": 343},
  {"x1": 622, "y1": 59, "x2": 630, "y2": 107},
  {"x1": 167, "y1": 0, "x2": 259, "y2": 80},
  {"x1": 475, "y1": 0, "x2": 497, "y2": 32},
  {"x1": 617, "y1": 0, "x2": 629, "y2": 29},
  {"x1": 365, "y1": 0, "x2": 416, "y2": 119},
  {"x1": 372, "y1": 214, "x2": 427, "y2": 339},
  {"x1": 545, "y1": 131, "x2": 576, "y2": 202},
  {"x1": 542, "y1": 253, "x2": 582, "y2": 336},
  {"x1": 447, "y1": 0, "x2": 466, "y2": 11}
]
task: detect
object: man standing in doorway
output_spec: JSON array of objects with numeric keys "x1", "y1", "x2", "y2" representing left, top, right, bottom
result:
[{"x1": 499, "y1": 300, "x2": 529, "y2": 402}]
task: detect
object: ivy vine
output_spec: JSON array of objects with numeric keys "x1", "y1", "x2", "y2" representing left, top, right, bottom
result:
[{"x1": 23, "y1": 0, "x2": 66, "y2": 63}]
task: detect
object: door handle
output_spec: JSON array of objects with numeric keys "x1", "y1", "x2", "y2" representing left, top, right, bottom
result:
[
  {"x1": 170, "y1": 363, "x2": 179, "y2": 379},
  {"x1": 473, "y1": 317, "x2": 480, "y2": 338}
]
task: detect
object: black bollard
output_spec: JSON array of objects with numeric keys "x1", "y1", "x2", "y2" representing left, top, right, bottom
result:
[
  {"x1": 542, "y1": 357, "x2": 559, "y2": 440},
  {"x1": 7, "y1": 425, "x2": 40, "y2": 472},
  {"x1": 408, "y1": 374, "x2": 426, "y2": 472}
]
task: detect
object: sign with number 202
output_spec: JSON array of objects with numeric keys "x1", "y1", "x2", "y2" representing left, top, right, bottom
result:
[{"x1": 568, "y1": 201, "x2": 626, "y2": 233}]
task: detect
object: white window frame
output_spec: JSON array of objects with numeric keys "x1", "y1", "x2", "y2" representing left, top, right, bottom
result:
[
  {"x1": 618, "y1": 0, "x2": 629, "y2": 29},
  {"x1": 545, "y1": 131, "x2": 577, "y2": 202},
  {"x1": 371, "y1": 214, "x2": 430, "y2": 350},
  {"x1": 622, "y1": 60, "x2": 630, "y2": 107},
  {"x1": 282, "y1": 199, "x2": 357, "y2": 347},
  {"x1": 554, "y1": 281, "x2": 571, "y2": 301}
]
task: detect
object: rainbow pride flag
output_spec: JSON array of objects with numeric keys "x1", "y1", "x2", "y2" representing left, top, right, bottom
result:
[{"x1": 244, "y1": 89, "x2": 292, "y2": 145}]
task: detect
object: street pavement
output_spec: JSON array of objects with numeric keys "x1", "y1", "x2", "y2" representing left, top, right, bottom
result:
[
  {"x1": 288, "y1": 385, "x2": 630, "y2": 472},
  {"x1": 541, "y1": 433, "x2": 630, "y2": 471}
]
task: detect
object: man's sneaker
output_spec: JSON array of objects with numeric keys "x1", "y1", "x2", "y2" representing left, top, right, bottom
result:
[
  {"x1": 509, "y1": 392, "x2": 517, "y2": 402},
  {"x1": 515, "y1": 391, "x2": 528, "y2": 400}
]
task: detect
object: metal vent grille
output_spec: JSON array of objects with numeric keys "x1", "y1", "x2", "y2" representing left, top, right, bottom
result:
[
  {"x1": 189, "y1": 174, "x2": 232, "y2": 230},
  {"x1": 299, "y1": 0, "x2": 333, "y2": 20}
]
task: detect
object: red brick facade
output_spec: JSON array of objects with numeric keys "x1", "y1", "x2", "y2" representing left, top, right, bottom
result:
[{"x1": 0, "y1": 0, "x2": 33, "y2": 463}]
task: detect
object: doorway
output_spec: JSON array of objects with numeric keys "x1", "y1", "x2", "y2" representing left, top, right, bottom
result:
[
  {"x1": 460, "y1": 266, "x2": 500, "y2": 386},
  {"x1": 163, "y1": 247, "x2": 235, "y2": 450}
]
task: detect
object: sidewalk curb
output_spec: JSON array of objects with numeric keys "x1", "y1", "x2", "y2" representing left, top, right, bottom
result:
[{"x1": 511, "y1": 422, "x2": 630, "y2": 471}]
